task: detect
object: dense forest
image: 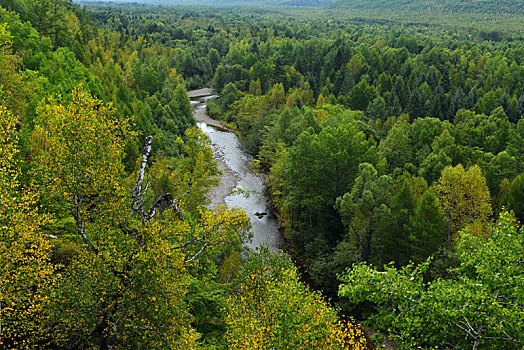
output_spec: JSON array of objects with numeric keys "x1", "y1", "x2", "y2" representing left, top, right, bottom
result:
[
  {"x1": 332, "y1": 0, "x2": 524, "y2": 14},
  {"x1": 79, "y1": 0, "x2": 336, "y2": 7},
  {"x1": 0, "y1": 0, "x2": 522, "y2": 349}
]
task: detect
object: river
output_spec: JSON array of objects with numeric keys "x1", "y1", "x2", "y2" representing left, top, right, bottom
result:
[{"x1": 189, "y1": 89, "x2": 281, "y2": 252}]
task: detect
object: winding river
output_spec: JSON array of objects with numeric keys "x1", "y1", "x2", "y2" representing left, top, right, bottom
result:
[{"x1": 188, "y1": 89, "x2": 281, "y2": 252}]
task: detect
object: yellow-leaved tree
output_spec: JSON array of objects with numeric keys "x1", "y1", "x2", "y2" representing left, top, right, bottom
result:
[
  {"x1": 31, "y1": 87, "x2": 249, "y2": 349},
  {"x1": 226, "y1": 248, "x2": 367, "y2": 350},
  {"x1": 0, "y1": 106, "x2": 56, "y2": 349},
  {"x1": 433, "y1": 164, "x2": 492, "y2": 248},
  {"x1": 32, "y1": 86, "x2": 130, "y2": 242}
]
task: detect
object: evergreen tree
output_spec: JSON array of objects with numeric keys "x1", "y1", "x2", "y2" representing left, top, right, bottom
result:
[
  {"x1": 449, "y1": 87, "x2": 465, "y2": 120},
  {"x1": 409, "y1": 187, "x2": 447, "y2": 263},
  {"x1": 419, "y1": 151, "x2": 452, "y2": 184},
  {"x1": 172, "y1": 83, "x2": 194, "y2": 131},
  {"x1": 336, "y1": 163, "x2": 393, "y2": 265},
  {"x1": 502, "y1": 174, "x2": 524, "y2": 223},
  {"x1": 383, "y1": 179, "x2": 416, "y2": 266},
  {"x1": 408, "y1": 85, "x2": 431, "y2": 120},
  {"x1": 348, "y1": 79, "x2": 376, "y2": 111},
  {"x1": 393, "y1": 75, "x2": 409, "y2": 109},
  {"x1": 379, "y1": 120, "x2": 412, "y2": 172},
  {"x1": 507, "y1": 118, "x2": 524, "y2": 173},
  {"x1": 339, "y1": 212, "x2": 524, "y2": 350},
  {"x1": 365, "y1": 96, "x2": 388, "y2": 122},
  {"x1": 431, "y1": 84, "x2": 448, "y2": 120}
]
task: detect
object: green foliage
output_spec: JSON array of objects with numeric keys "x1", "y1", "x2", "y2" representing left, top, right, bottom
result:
[
  {"x1": 339, "y1": 211, "x2": 524, "y2": 349},
  {"x1": 336, "y1": 163, "x2": 392, "y2": 265},
  {"x1": 384, "y1": 178, "x2": 416, "y2": 266},
  {"x1": 419, "y1": 151, "x2": 452, "y2": 184},
  {"x1": 0, "y1": 105, "x2": 56, "y2": 349},
  {"x1": 348, "y1": 79, "x2": 376, "y2": 111},
  {"x1": 433, "y1": 164, "x2": 492, "y2": 247},
  {"x1": 332, "y1": 0, "x2": 524, "y2": 15},
  {"x1": 226, "y1": 247, "x2": 367, "y2": 349},
  {"x1": 379, "y1": 120, "x2": 412, "y2": 172},
  {"x1": 501, "y1": 174, "x2": 524, "y2": 223},
  {"x1": 408, "y1": 187, "x2": 447, "y2": 263},
  {"x1": 1, "y1": 0, "x2": 524, "y2": 347},
  {"x1": 275, "y1": 121, "x2": 379, "y2": 265},
  {"x1": 185, "y1": 277, "x2": 229, "y2": 346},
  {"x1": 150, "y1": 127, "x2": 220, "y2": 215}
]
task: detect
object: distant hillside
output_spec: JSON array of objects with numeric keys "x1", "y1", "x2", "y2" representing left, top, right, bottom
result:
[
  {"x1": 78, "y1": 0, "x2": 335, "y2": 7},
  {"x1": 210, "y1": 0, "x2": 335, "y2": 5},
  {"x1": 331, "y1": 0, "x2": 523, "y2": 14},
  {"x1": 279, "y1": 0, "x2": 334, "y2": 6}
]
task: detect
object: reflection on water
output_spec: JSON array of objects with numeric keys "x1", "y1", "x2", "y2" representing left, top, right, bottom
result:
[
  {"x1": 191, "y1": 95, "x2": 219, "y2": 107},
  {"x1": 193, "y1": 100, "x2": 281, "y2": 252}
]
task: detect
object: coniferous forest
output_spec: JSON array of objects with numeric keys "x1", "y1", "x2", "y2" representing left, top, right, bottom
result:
[{"x1": 0, "y1": 0, "x2": 522, "y2": 349}]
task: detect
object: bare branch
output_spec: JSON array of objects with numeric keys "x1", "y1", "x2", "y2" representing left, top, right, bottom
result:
[
  {"x1": 455, "y1": 322, "x2": 476, "y2": 340},
  {"x1": 185, "y1": 243, "x2": 207, "y2": 263},
  {"x1": 119, "y1": 223, "x2": 138, "y2": 237},
  {"x1": 501, "y1": 330, "x2": 523, "y2": 345},
  {"x1": 169, "y1": 236, "x2": 203, "y2": 251},
  {"x1": 171, "y1": 190, "x2": 189, "y2": 221},
  {"x1": 141, "y1": 190, "x2": 189, "y2": 224},
  {"x1": 145, "y1": 193, "x2": 174, "y2": 222},
  {"x1": 80, "y1": 165, "x2": 96, "y2": 185},
  {"x1": 125, "y1": 136, "x2": 212, "y2": 263},
  {"x1": 72, "y1": 197, "x2": 99, "y2": 255}
]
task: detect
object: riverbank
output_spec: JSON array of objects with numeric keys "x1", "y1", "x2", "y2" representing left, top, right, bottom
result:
[
  {"x1": 199, "y1": 122, "x2": 240, "y2": 210},
  {"x1": 193, "y1": 102, "x2": 229, "y2": 131},
  {"x1": 189, "y1": 94, "x2": 238, "y2": 208},
  {"x1": 188, "y1": 90, "x2": 281, "y2": 252},
  {"x1": 187, "y1": 87, "x2": 213, "y2": 98}
]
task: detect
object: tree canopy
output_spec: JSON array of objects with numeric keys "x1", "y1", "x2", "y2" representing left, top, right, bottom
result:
[{"x1": 0, "y1": 0, "x2": 522, "y2": 347}]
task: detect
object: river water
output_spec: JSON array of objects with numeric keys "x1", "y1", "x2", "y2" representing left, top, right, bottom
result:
[{"x1": 189, "y1": 91, "x2": 281, "y2": 252}]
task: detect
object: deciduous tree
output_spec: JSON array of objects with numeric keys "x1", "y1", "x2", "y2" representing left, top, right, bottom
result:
[
  {"x1": 339, "y1": 212, "x2": 524, "y2": 349},
  {"x1": 0, "y1": 106, "x2": 56, "y2": 349},
  {"x1": 336, "y1": 163, "x2": 392, "y2": 264},
  {"x1": 226, "y1": 247, "x2": 367, "y2": 350},
  {"x1": 433, "y1": 164, "x2": 492, "y2": 248}
]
